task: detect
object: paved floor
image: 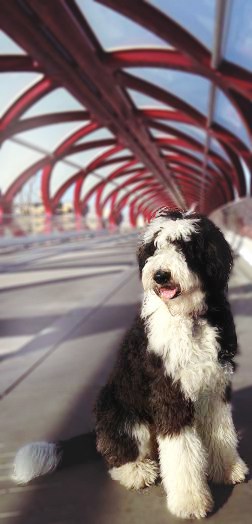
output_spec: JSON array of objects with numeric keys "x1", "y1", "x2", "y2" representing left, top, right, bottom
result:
[{"x1": 0, "y1": 236, "x2": 251, "y2": 523}]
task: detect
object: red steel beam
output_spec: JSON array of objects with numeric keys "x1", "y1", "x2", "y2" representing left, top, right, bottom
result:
[{"x1": 0, "y1": 0, "x2": 184, "y2": 207}]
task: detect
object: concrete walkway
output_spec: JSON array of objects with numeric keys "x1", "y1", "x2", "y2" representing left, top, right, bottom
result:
[{"x1": 0, "y1": 237, "x2": 251, "y2": 523}]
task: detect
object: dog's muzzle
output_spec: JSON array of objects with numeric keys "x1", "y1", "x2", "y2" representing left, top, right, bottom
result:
[
  {"x1": 153, "y1": 270, "x2": 171, "y2": 285},
  {"x1": 153, "y1": 270, "x2": 181, "y2": 300}
]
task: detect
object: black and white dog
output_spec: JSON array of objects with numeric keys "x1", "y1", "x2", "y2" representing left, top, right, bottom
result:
[{"x1": 13, "y1": 210, "x2": 248, "y2": 519}]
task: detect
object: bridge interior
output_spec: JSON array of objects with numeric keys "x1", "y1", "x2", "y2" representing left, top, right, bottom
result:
[
  {"x1": 0, "y1": 0, "x2": 252, "y2": 224},
  {"x1": 1, "y1": 1, "x2": 252, "y2": 523},
  {"x1": 0, "y1": 234, "x2": 251, "y2": 523}
]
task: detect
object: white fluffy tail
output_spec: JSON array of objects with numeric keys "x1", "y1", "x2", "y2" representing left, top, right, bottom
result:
[{"x1": 12, "y1": 442, "x2": 61, "y2": 484}]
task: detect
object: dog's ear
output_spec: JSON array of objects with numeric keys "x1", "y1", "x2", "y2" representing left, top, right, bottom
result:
[
  {"x1": 200, "y1": 219, "x2": 233, "y2": 289},
  {"x1": 206, "y1": 230, "x2": 233, "y2": 288},
  {"x1": 177, "y1": 217, "x2": 233, "y2": 291},
  {"x1": 137, "y1": 239, "x2": 156, "y2": 276}
]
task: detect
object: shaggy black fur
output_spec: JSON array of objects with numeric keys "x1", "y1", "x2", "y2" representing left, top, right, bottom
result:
[
  {"x1": 95, "y1": 211, "x2": 238, "y2": 469},
  {"x1": 138, "y1": 211, "x2": 237, "y2": 370},
  {"x1": 95, "y1": 316, "x2": 194, "y2": 467},
  {"x1": 223, "y1": 383, "x2": 232, "y2": 403}
]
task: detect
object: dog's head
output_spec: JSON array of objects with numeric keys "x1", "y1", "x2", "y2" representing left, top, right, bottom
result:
[{"x1": 138, "y1": 209, "x2": 233, "y2": 315}]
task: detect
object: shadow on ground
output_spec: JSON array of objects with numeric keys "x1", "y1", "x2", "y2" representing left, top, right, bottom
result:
[{"x1": 11, "y1": 381, "x2": 252, "y2": 524}]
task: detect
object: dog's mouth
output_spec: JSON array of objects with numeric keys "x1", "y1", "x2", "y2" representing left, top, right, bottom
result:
[{"x1": 155, "y1": 284, "x2": 181, "y2": 301}]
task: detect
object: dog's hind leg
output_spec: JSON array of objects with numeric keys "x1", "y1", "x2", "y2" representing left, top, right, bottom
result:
[
  {"x1": 97, "y1": 422, "x2": 158, "y2": 490},
  {"x1": 109, "y1": 424, "x2": 158, "y2": 489}
]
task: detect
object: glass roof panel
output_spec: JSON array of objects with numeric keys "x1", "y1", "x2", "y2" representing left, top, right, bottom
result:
[
  {"x1": 149, "y1": 127, "x2": 177, "y2": 139},
  {"x1": 50, "y1": 162, "x2": 76, "y2": 196},
  {"x1": 207, "y1": 158, "x2": 222, "y2": 174},
  {"x1": 0, "y1": 30, "x2": 26, "y2": 55},
  {"x1": 209, "y1": 137, "x2": 230, "y2": 162},
  {"x1": 80, "y1": 174, "x2": 102, "y2": 200},
  {"x1": 169, "y1": 161, "x2": 201, "y2": 174},
  {"x1": 127, "y1": 188, "x2": 156, "y2": 206},
  {"x1": 16, "y1": 122, "x2": 85, "y2": 152},
  {"x1": 22, "y1": 87, "x2": 84, "y2": 119},
  {"x1": 115, "y1": 171, "x2": 148, "y2": 184},
  {"x1": 94, "y1": 161, "x2": 131, "y2": 179},
  {"x1": 214, "y1": 89, "x2": 251, "y2": 149},
  {"x1": 156, "y1": 121, "x2": 207, "y2": 145},
  {"x1": 108, "y1": 148, "x2": 133, "y2": 159},
  {"x1": 75, "y1": 127, "x2": 114, "y2": 145},
  {"x1": 76, "y1": 0, "x2": 171, "y2": 50},
  {"x1": 0, "y1": 72, "x2": 43, "y2": 118},
  {"x1": 0, "y1": 139, "x2": 44, "y2": 193},
  {"x1": 125, "y1": 68, "x2": 210, "y2": 115},
  {"x1": 148, "y1": 0, "x2": 215, "y2": 50},
  {"x1": 224, "y1": 0, "x2": 252, "y2": 73},
  {"x1": 118, "y1": 162, "x2": 144, "y2": 172},
  {"x1": 114, "y1": 187, "x2": 138, "y2": 205},
  {"x1": 66, "y1": 146, "x2": 112, "y2": 168},
  {"x1": 98, "y1": 181, "x2": 118, "y2": 201},
  {"x1": 165, "y1": 145, "x2": 205, "y2": 162},
  {"x1": 126, "y1": 88, "x2": 174, "y2": 110}
]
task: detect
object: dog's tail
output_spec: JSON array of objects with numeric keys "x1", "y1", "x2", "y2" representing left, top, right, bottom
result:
[{"x1": 12, "y1": 434, "x2": 95, "y2": 484}]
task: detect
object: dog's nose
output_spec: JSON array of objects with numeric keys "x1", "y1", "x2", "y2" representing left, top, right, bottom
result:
[{"x1": 153, "y1": 270, "x2": 171, "y2": 284}]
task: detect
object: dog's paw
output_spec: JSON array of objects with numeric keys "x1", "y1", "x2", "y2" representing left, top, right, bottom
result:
[
  {"x1": 210, "y1": 457, "x2": 248, "y2": 485},
  {"x1": 167, "y1": 488, "x2": 213, "y2": 519},
  {"x1": 109, "y1": 459, "x2": 159, "y2": 490},
  {"x1": 226, "y1": 458, "x2": 248, "y2": 485}
]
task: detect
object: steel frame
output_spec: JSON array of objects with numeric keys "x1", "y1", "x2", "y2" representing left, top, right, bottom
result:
[{"x1": 0, "y1": 0, "x2": 251, "y2": 223}]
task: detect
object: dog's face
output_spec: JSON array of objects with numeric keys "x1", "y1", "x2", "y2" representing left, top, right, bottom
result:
[{"x1": 138, "y1": 209, "x2": 233, "y2": 315}]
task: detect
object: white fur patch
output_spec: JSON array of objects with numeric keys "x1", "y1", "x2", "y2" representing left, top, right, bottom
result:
[
  {"x1": 158, "y1": 429, "x2": 213, "y2": 519},
  {"x1": 142, "y1": 292, "x2": 224, "y2": 401},
  {"x1": 143, "y1": 216, "x2": 199, "y2": 245},
  {"x1": 142, "y1": 243, "x2": 198, "y2": 291},
  {"x1": 131, "y1": 424, "x2": 151, "y2": 459},
  {"x1": 197, "y1": 399, "x2": 248, "y2": 484},
  {"x1": 12, "y1": 442, "x2": 60, "y2": 484},
  {"x1": 109, "y1": 459, "x2": 158, "y2": 489}
]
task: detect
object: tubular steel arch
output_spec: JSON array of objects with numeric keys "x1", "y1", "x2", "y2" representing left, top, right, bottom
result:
[{"x1": 0, "y1": 0, "x2": 252, "y2": 223}]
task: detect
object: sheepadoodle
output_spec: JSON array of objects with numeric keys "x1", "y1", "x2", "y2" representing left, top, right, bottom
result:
[{"x1": 12, "y1": 210, "x2": 248, "y2": 519}]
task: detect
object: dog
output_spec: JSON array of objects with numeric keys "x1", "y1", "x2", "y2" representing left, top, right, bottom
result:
[{"x1": 12, "y1": 209, "x2": 248, "y2": 519}]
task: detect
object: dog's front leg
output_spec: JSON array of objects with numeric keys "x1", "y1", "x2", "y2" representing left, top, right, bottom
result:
[
  {"x1": 207, "y1": 398, "x2": 248, "y2": 484},
  {"x1": 158, "y1": 427, "x2": 213, "y2": 519}
]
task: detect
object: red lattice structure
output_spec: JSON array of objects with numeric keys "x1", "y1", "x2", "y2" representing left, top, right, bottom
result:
[{"x1": 0, "y1": 0, "x2": 252, "y2": 226}]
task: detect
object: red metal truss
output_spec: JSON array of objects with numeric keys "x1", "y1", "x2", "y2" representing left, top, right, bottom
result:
[
  {"x1": 113, "y1": 183, "x2": 163, "y2": 219},
  {"x1": 41, "y1": 120, "x2": 102, "y2": 212},
  {"x1": 5, "y1": 138, "x2": 116, "y2": 204},
  {"x1": 0, "y1": 0, "x2": 252, "y2": 223},
  {"x1": 105, "y1": 176, "x2": 156, "y2": 219},
  {"x1": 0, "y1": 78, "x2": 54, "y2": 133},
  {"x1": 96, "y1": 169, "x2": 148, "y2": 217},
  {"x1": 75, "y1": 162, "x2": 148, "y2": 216}
]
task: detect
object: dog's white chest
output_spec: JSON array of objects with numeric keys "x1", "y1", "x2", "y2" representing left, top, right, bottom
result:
[{"x1": 145, "y1": 301, "x2": 222, "y2": 400}]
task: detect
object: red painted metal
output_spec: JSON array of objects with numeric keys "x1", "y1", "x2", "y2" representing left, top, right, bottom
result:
[
  {"x1": 0, "y1": 78, "x2": 54, "y2": 133},
  {"x1": 109, "y1": 176, "x2": 155, "y2": 218},
  {"x1": 76, "y1": 161, "x2": 144, "y2": 215},
  {"x1": 41, "y1": 121, "x2": 101, "y2": 212},
  {"x1": 1, "y1": 0, "x2": 252, "y2": 219},
  {"x1": 2, "y1": 111, "x2": 91, "y2": 141},
  {"x1": 98, "y1": 170, "x2": 149, "y2": 216},
  {"x1": 0, "y1": 55, "x2": 42, "y2": 73},
  {"x1": 107, "y1": 49, "x2": 252, "y2": 95}
]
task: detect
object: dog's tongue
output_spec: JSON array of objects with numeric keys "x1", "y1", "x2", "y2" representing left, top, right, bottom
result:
[{"x1": 160, "y1": 287, "x2": 177, "y2": 299}]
